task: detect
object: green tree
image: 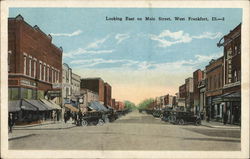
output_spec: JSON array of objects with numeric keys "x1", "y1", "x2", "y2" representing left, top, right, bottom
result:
[
  {"x1": 137, "y1": 98, "x2": 154, "y2": 110},
  {"x1": 124, "y1": 100, "x2": 137, "y2": 110}
]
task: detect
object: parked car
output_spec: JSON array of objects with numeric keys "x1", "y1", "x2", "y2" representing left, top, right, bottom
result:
[
  {"x1": 80, "y1": 111, "x2": 105, "y2": 126},
  {"x1": 152, "y1": 110, "x2": 162, "y2": 118},
  {"x1": 171, "y1": 111, "x2": 201, "y2": 125}
]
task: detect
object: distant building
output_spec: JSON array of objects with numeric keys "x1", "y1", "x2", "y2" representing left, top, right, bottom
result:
[
  {"x1": 178, "y1": 84, "x2": 186, "y2": 107},
  {"x1": 115, "y1": 101, "x2": 124, "y2": 110},
  {"x1": 205, "y1": 57, "x2": 224, "y2": 121},
  {"x1": 8, "y1": 15, "x2": 63, "y2": 104},
  {"x1": 80, "y1": 78, "x2": 105, "y2": 104},
  {"x1": 197, "y1": 71, "x2": 206, "y2": 116},
  {"x1": 185, "y1": 77, "x2": 194, "y2": 111},
  {"x1": 80, "y1": 88, "x2": 99, "y2": 109},
  {"x1": 62, "y1": 63, "x2": 72, "y2": 104},
  {"x1": 193, "y1": 69, "x2": 203, "y2": 114},
  {"x1": 71, "y1": 72, "x2": 81, "y2": 96},
  {"x1": 104, "y1": 82, "x2": 112, "y2": 106},
  {"x1": 111, "y1": 98, "x2": 116, "y2": 109}
]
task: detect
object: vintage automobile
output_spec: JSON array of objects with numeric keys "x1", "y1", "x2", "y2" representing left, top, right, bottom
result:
[
  {"x1": 152, "y1": 110, "x2": 163, "y2": 118},
  {"x1": 161, "y1": 110, "x2": 175, "y2": 122},
  {"x1": 171, "y1": 111, "x2": 201, "y2": 125},
  {"x1": 80, "y1": 111, "x2": 105, "y2": 126}
]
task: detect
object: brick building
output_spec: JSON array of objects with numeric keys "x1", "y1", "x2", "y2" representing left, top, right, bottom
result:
[
  {"x1": 205, "y1": 57, "x2": 224, "y2": 121},
  {"x1": 80, "y1": 78, "x2": 105, "y2": 104},
  {"x1": 115, "y1": 101, "x2": 125, "y2": 110},
  {"x1": 111, "y1": 98, "x2": 116, "y2": 109},
  {"x1": 104, "y1": 82, "x2": 112, "y2": 107},
  {"x1": 197, "y1": 71, "x2": 206, "y2": 117},
  {"x1": 8, "y1": 15, "x2": 63, "y2": 104},
  {"x1": 216, "y1": 23, "x2": 241, "y2": 124},
  {"x1": 193, "y1": 69, "x2": 203, "y2": 114},
  {"x1": 178, "y1": 84, "x2": 186, "y2": 107},
  {"x1": 185, "y1": 77, "x2": 194, "y2": 111}
]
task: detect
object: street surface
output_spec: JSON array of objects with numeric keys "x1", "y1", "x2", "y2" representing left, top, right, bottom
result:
[{"x1": 9, "y1": 111, "x2": 240, "y2": 150}]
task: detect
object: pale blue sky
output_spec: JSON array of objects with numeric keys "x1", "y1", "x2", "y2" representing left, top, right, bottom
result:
[{"x1": 9, "y1": 8, "x2": 242, "y2": 103}]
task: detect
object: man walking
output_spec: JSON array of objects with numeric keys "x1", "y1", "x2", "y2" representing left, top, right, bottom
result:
[{"x1": 8, "y1": 113, "x2": 15, "y2": 133}]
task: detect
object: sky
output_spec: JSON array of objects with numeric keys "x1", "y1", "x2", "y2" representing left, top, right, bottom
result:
[{"x1": 9, "y1": 8, "x2": 242, "y2": 104}]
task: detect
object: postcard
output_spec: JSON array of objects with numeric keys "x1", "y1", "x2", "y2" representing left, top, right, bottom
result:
[{"x1": 1, "y1": 0, "x2": 249, "y2": 158}]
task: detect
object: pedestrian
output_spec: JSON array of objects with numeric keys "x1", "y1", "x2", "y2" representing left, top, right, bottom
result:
[
  {"x1": 64, "y1": 111, "x2": 68, "y2": 123},
  {"x1": 223, "y1": 112, "x2": 228, "y2": 125},
  {"x1": 8, "y1": 113, "x2": 15, "y2": 133},
  {"x1": 78, "y1": 110, "x2": 83, "y2": 126}
]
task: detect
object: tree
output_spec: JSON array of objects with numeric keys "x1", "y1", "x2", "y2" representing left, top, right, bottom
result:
[
  {"x1": 137, "y1": 98, "x2": 154, "y2": 110},
  {"x1": 124, "y1": 101, "x2": 137, "y2": 110}
]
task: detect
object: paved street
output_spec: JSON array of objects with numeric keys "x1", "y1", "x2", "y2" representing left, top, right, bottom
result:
[{"x1": 9, "y1": 111, "x2": 240, "y2": 151}]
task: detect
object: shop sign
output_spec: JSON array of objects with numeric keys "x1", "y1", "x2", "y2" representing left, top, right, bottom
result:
[
  {"x1": 48, "y1": 90, "x2": 61, "y2": 97},
  {"x1": 20, "y1": 80, "x2": 37, "y2": 87},
  {"x1": 52, "y1": 83, "x2": 62, "y2": 89}
]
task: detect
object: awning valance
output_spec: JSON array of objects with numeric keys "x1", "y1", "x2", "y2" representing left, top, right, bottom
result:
[
  {"x1": 213, "y1": 92, "x2": 241, "y2": 104},
  {"x1": 40, "y1": 99, "x2": 61, "y2": 110},
  {"x1": 64, "y1": 104, "x2": 79, "y2": 112},
  {"x1": 9, "y1": 100, "x2": 21, "y2": 112}
]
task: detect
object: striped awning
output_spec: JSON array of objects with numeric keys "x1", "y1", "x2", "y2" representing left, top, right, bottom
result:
[
  {"x1": 24, "y1": 99, "x2": 53, "y2": 111},
  {"x1": 64, "y1": 104, "x2": 79, "y2": 112},
  {"x1": 40, "y1": 99, "x2": 61, "y2": 110}
]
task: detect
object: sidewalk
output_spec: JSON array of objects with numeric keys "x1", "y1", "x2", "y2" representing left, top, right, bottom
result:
[
  {"x1": 9, "y1": 131, "x2": 36, "y2": 141},
  {"x1": 13, "y1": 120, "x2": 76, "y2": 130},
  {"x1": 201, "y1": 120, "x2": 240, "y2": 129}
]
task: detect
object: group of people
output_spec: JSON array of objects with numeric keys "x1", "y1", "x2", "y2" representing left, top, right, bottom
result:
[{"x1": 64, "y1": 110, "x2": 83, "y2": 126}]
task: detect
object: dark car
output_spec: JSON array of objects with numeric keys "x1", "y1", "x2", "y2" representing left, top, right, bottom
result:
[
  {"x1": 161, "y1": 110, "x2": 174, "y2": 122},
  {"x1": 171, "y1": 111, "x2": 201, "y2": 125},
  {"x1": 152, "y1": 110, "x2": 163, "y2": 118},
  {"x1": 80, "y1": 111, "x2": 105, "y2": 126}
]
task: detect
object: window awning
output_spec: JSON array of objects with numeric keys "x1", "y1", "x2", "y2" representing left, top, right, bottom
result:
[
  {"x1": 40, "y1": 99, "x2": 61, "y2": 110},
  {"x1": 21, "y1": 99, "x2": 38, "y2": 111},
  {"x1": 213, "y1": 92, "x2": 241, "y2": 104},
  {"x1": 64, "y1": 104, "x2": 79, "y2": 112},
  {"x1": 88, "y1": 101, "x2": 109, "y2": 112},
  {"x1": 25, "y1": 99, "x2": 52, "y2": 111},
  {"x1": 9, "y1": 100, "x2": 21, "y2": 112}
]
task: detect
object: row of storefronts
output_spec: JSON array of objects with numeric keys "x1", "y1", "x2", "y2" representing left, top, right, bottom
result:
[{"x1": 176, "y1": 23, "x2": 241, "y2": 125}]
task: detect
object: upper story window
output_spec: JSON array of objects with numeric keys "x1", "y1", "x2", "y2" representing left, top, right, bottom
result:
[
  {"x1": 29, "y1": 57, "x2": 32, "y2": 77},
  {"x1": 33, "y1": 58, "x2": 37, "y2": 78},
  {"x1": 24, "y1": 54, "x2": 27, "y2": 75},
  {"x1": 43, "y1": 64, "x2": 46, "y2": 81},
  {"x1": 39, "y1": 62, "x2": 42, "y2": 80},
  {"x1": 8, "y1": 51, "x2": 12, "y2": 72},
  {"x1": 234, "y1": 70, "x2": 238, "y2": 82}
]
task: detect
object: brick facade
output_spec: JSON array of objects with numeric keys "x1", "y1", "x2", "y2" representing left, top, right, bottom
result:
[
  {"x1": 104, "y1": 82, "x2": 112, "y2": 106},
  {"x1": 8, "y1": 15, "x2": 62, "y2": 101}
]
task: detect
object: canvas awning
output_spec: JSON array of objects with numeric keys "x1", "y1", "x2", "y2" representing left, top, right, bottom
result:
[
  {"x1": 21, "y1": 99, "x2": 38, "y2": 111},
  {"x1": 9, "y1": 100, "x2": 21, "y2": 112},
  {"x1": 64, "y1": 104, "x2": 79, "y2": 112},
  {"x1": 40, "y1": 99, "x2": 61, "y2": 110},
  {"x1": 88, "y1": 101, "x2": 109, "y2": 112},
  {"x1": 25, "y1": 99, "x2": 52, "y2": 111},
  {"x1": 213, "y1": 92, "x2": 241, "y2": 104}
]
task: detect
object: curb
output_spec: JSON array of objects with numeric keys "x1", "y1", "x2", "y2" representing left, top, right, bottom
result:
[
  {"x1": 8, "y1": 134, "x2": 36, "y2": 141},
  {"x1": 14, "y1": 122, "x2": 57, "y2": 128},
  {"x1": 13, "y1": 125, "x2": 76, "y2": 130},
  {"x1": 201, "y1": 124, "x2": 240, "y2": 129}
]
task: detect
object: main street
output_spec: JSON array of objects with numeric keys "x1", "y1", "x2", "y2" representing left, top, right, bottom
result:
[{"x1": 9, "y1": 111, "x2": 240, "y2": 150}]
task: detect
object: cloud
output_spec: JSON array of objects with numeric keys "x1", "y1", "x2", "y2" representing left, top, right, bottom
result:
[
  {"x1": 150, "y1": 30, "x2": 222, "y2": 47},
  {"x1": 64, "y1": 48, "x2": 114, "y2": 58},
  {"x1": 192, "y1": 32, "x2": 223, "y2": 39},
  {"x1": 85, "y1": 35, "x2": 110, "y2": 49},
  {"x1": 50, "y1": 30, "x2": 82, "y2": 37},
  {"x1": 115, "y1": 33, "x2": 130, "y2": 44}
]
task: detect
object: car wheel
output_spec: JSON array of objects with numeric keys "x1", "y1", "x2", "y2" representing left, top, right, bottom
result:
[
  {"x1": 195, "y1": 120, "x2": 201, "y2": 126},
  {"x1": 81, "y1": 120, "x2": 88, "y2": 126},
  {"x1": 178, "y1": 119, "x2": 185, "y2": 125},
  {"x1": 160, "y1": 114, "x2": 163, "y2": 119},
  {"x1": 97, "y1": 119, "x2": 104, "y2": 126}
]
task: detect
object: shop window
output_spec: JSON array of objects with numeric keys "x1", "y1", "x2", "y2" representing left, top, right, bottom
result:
[
  {"x1": 21, "y1": 88, "x2": 28, "y2": 99},
  {"x1": 9, "y1": 88, "x2": 19, "y2": 100},
  {"x1": 37, "y1": 90, "x2": 44, "y2": 99},
  {"x1": 27, "y1": 89, "x2": 32, "y2": 99}
]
